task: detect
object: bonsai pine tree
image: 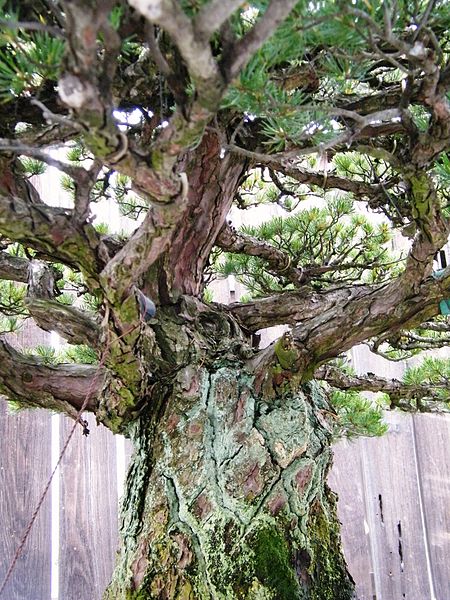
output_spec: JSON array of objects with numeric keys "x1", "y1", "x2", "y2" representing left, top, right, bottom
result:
[{"x1": 1, "y1": 1, "x2": 450, "y2": 598}]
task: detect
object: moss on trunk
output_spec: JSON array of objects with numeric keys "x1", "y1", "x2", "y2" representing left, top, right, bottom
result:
[{"x1": 104, "y1": 365, "x2": 355, "y2": 600}]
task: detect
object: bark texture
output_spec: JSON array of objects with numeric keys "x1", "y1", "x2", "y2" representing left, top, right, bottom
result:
[
  {"x1": 104, "y1": 365, "x2": 355, "y2": 600},
  {"x1": 2, "y1": 4, "x2": 450, "y2": 599}
]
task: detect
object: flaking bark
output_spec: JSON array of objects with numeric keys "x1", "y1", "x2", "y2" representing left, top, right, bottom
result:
[
  {"x1": 105, "y1": 366, "x2": 355, "y2": 600},
  {"x1": 2, "y1": 2, "x2": 450, "y2": 599}
]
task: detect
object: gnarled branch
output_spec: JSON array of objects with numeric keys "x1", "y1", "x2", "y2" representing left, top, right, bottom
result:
[
  {"x1": 245, "y1": 266, "x2": 450, "y2": 380},
  {"x1": 216, "y1": 221, "x2": 304, "y2": 286},
  {"x1": 0, "y1": 165, "x2": 109, "y2": 280},
  {"x1": 0, "y1": 338, "x2": 105, "y2": 418},
  {"x1": 228, "y1": 286, "x2": 340, "y2": 331},
  {"x1": 316, "y1": 364, "x2": 450, "y2": 412},
  {"x1": 25, "y1": 260, "x2": 101, "y2": 347},
  {"x1": 266, "y1": 162, "x2": 385, "y2": 198}
]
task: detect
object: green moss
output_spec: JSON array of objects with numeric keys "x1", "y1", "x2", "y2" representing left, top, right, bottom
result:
[
  {"x1": 124, "y1": 590, "x2": 149, "y2": 600},
  {"x1": 150, "y1": 149, "x2": 165, "y2": 173},
  {"x1": 410, "y1": 173, "x2": 432, "y2": 220},
  {"x1": 122, "y1": 580, "x2": 194, "y2": 600},
  {"x1": 107, "y1": 343, "x2": 141, "y2": 390},
  {"x1": 308, "y1": 501, "x2": 354, "y2": 600},
  {"x1": 200, "y1": 519, "x2": 251, "y2": 596},
  {"x1": 118, "y1": 386, "x2": 135, "y2": 405},
  {"x1": 120, "y1": 294, "x2": 141, "y2": 325},
  {"x1": 84, "y1": 129, "x2": 115, "y2": 158},
  {"x1": 101, "y1": 413, "x2": 125, "y2": 434},
  {"x1": 274, "y1": 333, "x2": 299, "y2": 371},
  {"x1": 252, "y1": 526, "x2": 301, "y2": 600}
]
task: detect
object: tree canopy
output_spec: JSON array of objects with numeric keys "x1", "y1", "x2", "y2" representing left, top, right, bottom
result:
[
  {"x1": 1, "y1": 1, "x2": 450, "y2": 598},
  {"x1": 0, "y1": 0, "x2": 449, "y2": 427}
]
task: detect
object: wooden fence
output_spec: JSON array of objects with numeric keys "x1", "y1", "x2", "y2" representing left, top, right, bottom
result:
[
  {"x1": 330, "y1": 411, "x2": 450, "y2": 600},
  {"x1": 1, "y1": 392, "x2": 449, "y2": 599},
  {"x1": 0, "y1": 318, "x2": 449, "y2": 600}
]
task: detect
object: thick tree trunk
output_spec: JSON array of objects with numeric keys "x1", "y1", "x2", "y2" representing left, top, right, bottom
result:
[{"x1": 104, "y1": 366, "x2": 355, "y2": 600}]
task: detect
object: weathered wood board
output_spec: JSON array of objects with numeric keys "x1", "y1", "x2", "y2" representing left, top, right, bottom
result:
[
  {"x1": 412, "y1": 413, "x2": 450, "y2": 600},
  {"x1": 361, "y1": 411, "x2": 432, "y2": 600},
  {"x1": 59, "y1": 413, "x2": 119, "y2": 600},
  {"x1": 0, "y1": 402, "x2": 52, "y2": 600},
  {"x1": 329, "y1": 441, "x2": 375, "y2": 600}
]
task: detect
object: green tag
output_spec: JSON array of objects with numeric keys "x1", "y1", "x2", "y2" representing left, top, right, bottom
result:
[
  {"x1": 439, "y1": 299, "x2": 450, "y2": 315},
  {"x1": 432, "y1": 271, "x2": 450, "y2": 314}
]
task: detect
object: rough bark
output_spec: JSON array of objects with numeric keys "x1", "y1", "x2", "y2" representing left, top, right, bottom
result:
[
  {"x1": 0, "y1": 251, "x2": 34, "y2": 283},
  {"x1": 25, "y1": 259, "x2": 101, "y2": 346},
  {"x1": 165, "y1": 133, "x2": 248, "y2": 297},
  {"x1": 229, "y1": 268, "x2": 450, "y2": 335},
  {"x1": 315, "y1": 364, "x2": 450, "y2": 412},
  {"x1": 104, "y1": 365, "x2": 355, "y2": 600},
  {"x1": 217, "y1": 222, "x2": 304, "y2": 287},
  {"x1": 0, "y1": 338, "x2": 103, "y2": 417},
  {"x1": 2, "y1": 4, "x2": 450, "y2": 599},
  {"x1": 0, "y1": 159, "x2": 109, "y2": 280}
]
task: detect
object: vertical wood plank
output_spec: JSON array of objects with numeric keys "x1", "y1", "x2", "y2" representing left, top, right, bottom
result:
[
  {"x1": 59, "y1": 413, "x2": 119, "y2": 600},
  {"x1": 0, "y1": 401, "x2": 52, "y2": 600},
  {"x1": 362, "y1": 411, "x2": 432, "y2": 600},
  {"x1": 329, "y1": 440, "x2": 375, "y2": 600},
  {"x1": 412, "y1": 413, "x2": 450, "y2": 600}
]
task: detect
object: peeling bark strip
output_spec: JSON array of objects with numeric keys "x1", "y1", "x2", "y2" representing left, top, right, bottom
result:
[
  {"x1": 166, "y1": 133, "x2": 249, "y2": 296},
  {"x1": 105, "y1": 367, "x2": 354, "y2": 600}
]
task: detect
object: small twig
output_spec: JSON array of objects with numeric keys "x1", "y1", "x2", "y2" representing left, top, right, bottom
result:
[
  {"x1": 412, "y1": 0, "x2": 437, "y2": 41},
  {"x1": 42, "y1": 0, "x2": 66, "y2": 28},
  {"x1": 146, "y1": 24, "x2": 171, "y2": 75},
  {"x1": 0, "y1": 138, "x2": 88, "y2": 181},
  {"x1": 31, "y1": 99, "x2": 83, "y2": 131},
  {"x1": 225, "y1": 125, "x2": 358, "y2": 164},
  {"x1": 0, "y1": 19, "x2": 64, "y2": 38}
]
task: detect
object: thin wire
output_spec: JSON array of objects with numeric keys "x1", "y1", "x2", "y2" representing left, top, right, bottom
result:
[{"x1": 0, "y1": 321, "x2": 141, "y2": 597}]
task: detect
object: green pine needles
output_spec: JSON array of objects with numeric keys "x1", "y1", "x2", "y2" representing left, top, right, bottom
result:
[
  {"x1": 0, "y1": 9, "x2": 64, "y2": 102},
  {"x1": 330, "y1": 388, "x2": 388, "y2": 439},
  {"x1": 218, "y1": 194, "x2": 396, "y2": 298}
]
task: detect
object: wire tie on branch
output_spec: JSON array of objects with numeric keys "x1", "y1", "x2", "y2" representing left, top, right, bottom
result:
[
  {"x1": 107, "y1": 131, "x2": 129, "y2": 165},
  {"x1": 277, "y1": 255, "x2": 292, "y2": 273}
]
